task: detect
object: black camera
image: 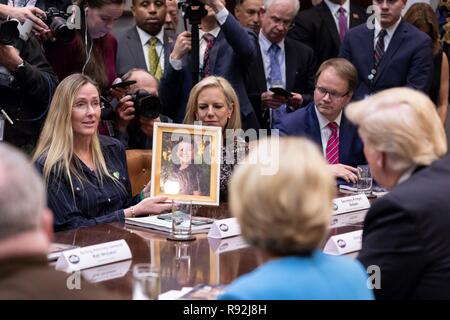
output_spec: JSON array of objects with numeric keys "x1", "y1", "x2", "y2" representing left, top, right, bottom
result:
[
  {"x1": 44, "y1": 7, "x2": 75, "y2": 43},
  {"x1": 131, "y1": 89, "x2": 162, "y2": 120},
  {"x1": 178, "y1": 0, "x2": 207, "y2": 25}
]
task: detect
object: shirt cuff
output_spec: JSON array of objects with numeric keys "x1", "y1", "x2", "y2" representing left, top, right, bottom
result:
[
  {"x1": 215, "y1": 7, "x2": 229, "y2": 25},
  {"x1": 169, "y1": 57, "x2": 183, "y2": 70}
]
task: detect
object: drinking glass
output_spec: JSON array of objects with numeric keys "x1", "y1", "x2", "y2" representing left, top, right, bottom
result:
[
  {"x1": 357, "y1": 165, "x2": 373, "y2": 195},
  {"x1": 132, "y1": 263, "x2": 161, "y2": 300}
]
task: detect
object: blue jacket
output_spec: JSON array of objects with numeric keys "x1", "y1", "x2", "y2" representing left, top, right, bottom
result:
[
  {"x1": 219, "y1": 251, "x2": 374, "y2": 300},
  {"x1": 276, "y1": 102, "x2": 366, "y2": 168}
]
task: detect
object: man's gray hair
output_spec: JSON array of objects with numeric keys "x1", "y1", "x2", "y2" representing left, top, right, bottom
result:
[
  {"x1": 0, "y1": 143, "x2": 46, "y2": 240},
  {"x1": 264, "y1": 0, "x2": 300, "y2": 16}
]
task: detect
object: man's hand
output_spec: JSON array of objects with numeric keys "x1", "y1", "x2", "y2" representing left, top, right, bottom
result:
[
  {"x1": 199, "y1": 0, "x2": 225, "y2": 13},
  {"x1": 140, "y1": 116, "x2": 160, "y2": 137},
  {"x1": 115, "y1": 95, "x2": 135, "y2": 133},
  {"x1": 261, "y1": 91, "x2": 288, "y2": 109},
  {"x1": 330, "y1": 164, "x2": 359, "y2": 184},
  {"x1": 170, "y1": 31, "x2": 191, "y2": 60},
  {"x1": 1, "y1": 5, "x2": 49, "y2": 33},
  {"x1": 287, "y1": 92, "x2": 303, "y2": 110},
  {"x1": 0, "y1": 44, "x2": 23, "y2": 71}
]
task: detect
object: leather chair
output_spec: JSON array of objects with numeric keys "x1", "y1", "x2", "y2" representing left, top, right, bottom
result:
[{"x1": 125, "y1": 149, "x2": 152, "y2": 197}]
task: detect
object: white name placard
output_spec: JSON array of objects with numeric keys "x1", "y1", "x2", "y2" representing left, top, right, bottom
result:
[
  {"x1": 55, "y1": 239, "x2": 132, "y2": 273},
  {"x1": 208, "y1": 235, "x2": 248, "y2": 254},
  {"x1": 323, "y1": 230, "x2": 363, "y2": 255},
  {"x1": 332, "y1": 194, "x2": 370, "y2": 215},
  {"x1": 329, "y1": 210, "x2": 367, "y2": 229},
  {"x1": 207, "y1": 217, "x2": 240, "y2": 239}
]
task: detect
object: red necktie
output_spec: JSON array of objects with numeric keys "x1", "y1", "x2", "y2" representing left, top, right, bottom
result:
[
  {"x1": 201, "y1": 33, "x2": 215, "y2": 78},
  {"x1": 326, "y1": 122, "x2": 339, "y2": 164}
]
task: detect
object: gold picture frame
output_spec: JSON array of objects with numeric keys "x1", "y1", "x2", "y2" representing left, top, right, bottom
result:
[{"x1": 150, "y1": 123, "x2": 222, "y2": 206}]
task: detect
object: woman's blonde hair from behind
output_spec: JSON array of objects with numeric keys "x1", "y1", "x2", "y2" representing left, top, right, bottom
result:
[
  {"x1": 229, "y1": 137, "x2": 336, "y2": 256},
  {"x1": 33, "y1": 73, "x2": 116, "y2": 195}
]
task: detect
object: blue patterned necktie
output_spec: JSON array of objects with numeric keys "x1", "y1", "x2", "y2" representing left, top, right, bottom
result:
[{"x1": 268, "y1": 44, "x2": 282, "y2": 87}]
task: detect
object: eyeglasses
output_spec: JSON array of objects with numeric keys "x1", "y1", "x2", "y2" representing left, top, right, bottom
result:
[
  {"x1": 72, "y1": 101, "x2": 105, "y2": 112},
  {"x1": 269, "y1": 15, "x2": 295, "y2": 30},
  {"x1": 315, "y1": 86, "x2": 349, "y2": 100}
]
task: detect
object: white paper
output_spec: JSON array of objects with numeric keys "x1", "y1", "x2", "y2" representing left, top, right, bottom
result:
[
  {"x1": 55, "y1": 239, "x2": 132, "y2": 273},
  {"x1": 323, "y1": 230, "x2": 363, "y2": 255},
  {"x1": 207, "y1": 217, "x2": 240, "y2": 239},
  {"x1": 332, "y1": 194, "x2": 370, "y2": 215},
  {"x1": 158, "y1": 287, "x2": 193, "y2": 300},
  {"x1": 208, "y1": 236, "x2": 248, "y2": 253}
]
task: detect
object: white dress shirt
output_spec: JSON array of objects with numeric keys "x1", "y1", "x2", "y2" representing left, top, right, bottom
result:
[
  {"x1": 373, "y1": 17, "x2": 402, "y2": 52},
  {"x1": 324, "y1": 0, "x2": 350, "y2": 31},
  {"x1": 136, "y1": 26, "x2": 165, "y2": 73},
  {"x1": 258, "y1": 31, "x2": 286, "y2": 90}
]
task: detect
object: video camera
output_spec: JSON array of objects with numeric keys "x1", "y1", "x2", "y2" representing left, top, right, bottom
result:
[
  {"x1": 43, "y1": 7, "x2": 75, "y2": 43},
  {"x1": 178, "y1": 0, "x2": 207, "y2": 26}
]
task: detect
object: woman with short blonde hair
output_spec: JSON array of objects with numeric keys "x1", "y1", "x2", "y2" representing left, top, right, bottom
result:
[{"x1": 219, "y1": 137, "x2": 374, "y2": 300}]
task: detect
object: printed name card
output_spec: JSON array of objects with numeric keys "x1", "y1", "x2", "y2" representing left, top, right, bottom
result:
[
  {"x1": 81, "y1": 260, "x2": 132, "y2": 283},
  {"x1": 332, "y1": 194, "x2": 370, "y2": 215},
  {"x1": 207, "y1": 217, "x2": 240, "y2": 239},
  {"x1": 208, "y1": 236, "x2": 248, "y2": 254},
  {"x1": 323, "y1": 230, "x2": 363, "y2": 255},
  {"x1": 55, "y1": 239, "x2": 132, "y2": 273}
]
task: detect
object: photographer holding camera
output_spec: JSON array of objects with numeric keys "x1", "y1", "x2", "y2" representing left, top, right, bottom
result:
[
  {"x1": 159, "y1": 0, "x2": 260, "y2": 130},
  {"x1": 113, "y1": 68, "x2": 171, "y2": 149},
  {"x1": 0, "y1": 15, "x2": 58, "y2": 151}
]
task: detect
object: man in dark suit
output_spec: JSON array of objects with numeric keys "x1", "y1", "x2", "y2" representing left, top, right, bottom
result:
[
  {"x1": 116, "y1": 0, "x2": 176, "y2": 78},
  {"x1": 277, "y1": 58, "x2": 364, "y2": 183},
  {"x1": 345, "y1": 87, "x2": 450, "y2": 299},
  {"x1": 159, "y1": 0, "x2": 260, "y2": 130},
  {"x1": 246, "y1": 0, "x2": 315, "y2": 130},
  {"x1": 339, "y1": 0, "x2": 434, "y2": 100},
  {"x1": 288, "y1": 0, "x2": 367, "y2": 69}
]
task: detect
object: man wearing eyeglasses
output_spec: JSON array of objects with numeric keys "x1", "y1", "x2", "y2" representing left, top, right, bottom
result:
[
  {"x1": 339, "y1": 0, "x2": 433, "y2": 100},
  {"x1": 245, "y1": 0, "x2": 315, "y2": 130},
  {"x1": 276, "y1": 58, "x2": 365, "y2": 184}
]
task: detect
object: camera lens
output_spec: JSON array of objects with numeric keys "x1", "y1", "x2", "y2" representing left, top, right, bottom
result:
[
  {"x1": 0, "y1": 20, "x2": 20, "y2": 45},
  {"x1": 48, "y1": 16, "x2": 75, "y2": 43}
]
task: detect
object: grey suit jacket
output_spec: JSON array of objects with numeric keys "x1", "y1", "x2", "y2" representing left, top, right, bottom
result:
[{"x1": 116, "y1": 26, "x2": 176, "y2": 77}]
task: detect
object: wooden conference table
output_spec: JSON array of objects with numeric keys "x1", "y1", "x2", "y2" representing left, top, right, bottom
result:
[{"x1": 53, "y1": 202, "x2": 368, "y2": 299}]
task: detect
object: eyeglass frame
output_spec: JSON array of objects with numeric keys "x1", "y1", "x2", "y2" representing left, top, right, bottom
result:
[
  {"x1": 315, "y1": 86, "x2": 350, "y2": 100},
  {"x1": 269, "y1": 15, "x2": 295, "y2": 30}
]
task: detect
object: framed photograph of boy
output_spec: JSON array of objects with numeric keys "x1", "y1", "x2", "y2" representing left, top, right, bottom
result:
[{"x1": 150, "y1": 123, "x2": 222, "y2": 206}]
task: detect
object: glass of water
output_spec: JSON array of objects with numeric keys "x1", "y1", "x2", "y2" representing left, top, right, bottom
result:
[
  {"x1": 167, "y1": 200, "x2": 196, "y2": 241},
  {"x1": 357, "y1": 165, "x2": 373, "y2": 195}
]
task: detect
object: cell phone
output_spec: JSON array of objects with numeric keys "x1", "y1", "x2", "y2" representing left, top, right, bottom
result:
[
  {"x1": 106, "y1": 80, "x2": 137, "y2": 90},
  {"x1": 269, "y1": 87, "x2": 293, "y2": 98},
  {"x1": 192, "y1": 218, "x2": 214, "y2": 226}
]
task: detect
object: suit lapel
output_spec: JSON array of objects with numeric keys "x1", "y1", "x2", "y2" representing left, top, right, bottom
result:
[
  {"x1": 374, "y1": 20, "x2": 407, "y2": 85},
  {"x1": 254, "y1": 40, "x2": 267, "y2": 92},
  {"x1": 209, "y1": 31, "x2": 221, "y2": 74},
  {"x1": 130, "y1": 27, "x2": 148, "y2": 71},
  {"x1": 318, "y1": 3, "x2": 341, "y2": 49},
  {"x1": 305, "y1": 104, "x2": 323, "y2": 147},
  {"x1": 338, "y1": 113, "x2": 355, "y2": 164},
  {"x1": 163, "y1": 29, "x2": 176, "y2": 72},
  {"x1": 360, "y1": 26, "x2": 375, "y2": 86},
  {"x1": 284, "y1": 39, "x2": 297, "y2": 91}
]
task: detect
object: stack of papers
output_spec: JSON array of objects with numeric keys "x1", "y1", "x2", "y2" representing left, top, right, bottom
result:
[
  {"x1": 339, "y1": 185, "x2": 388, "y2": 197},
  {"x1": 125, "y1": 215, "x2": 213, "y2": 234}
]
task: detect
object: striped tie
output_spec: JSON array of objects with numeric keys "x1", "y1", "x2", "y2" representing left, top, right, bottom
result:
[
  {"x1": 201, "y1": 33, "x2": 215, "y2": 78},
  {"x1": 373, "y1": 29, "x2": 387, "y2": 71},
  {"x1": 326, "y1": 122, "x2": 339, "y2": 164},
  {"x1": 338, "y1": 7, "x2": 348, "y2": 42}
]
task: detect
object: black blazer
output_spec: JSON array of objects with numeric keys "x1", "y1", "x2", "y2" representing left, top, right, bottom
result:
[
  {"x1": 288, "y1": 2, "x2": 367, "y2": 68},
  {"x1": 358, "y1": 154, "x2": 450, "y2": 299},
  {"x1": 245, "y1": 37, "x2": 316, "y2": 128}
]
